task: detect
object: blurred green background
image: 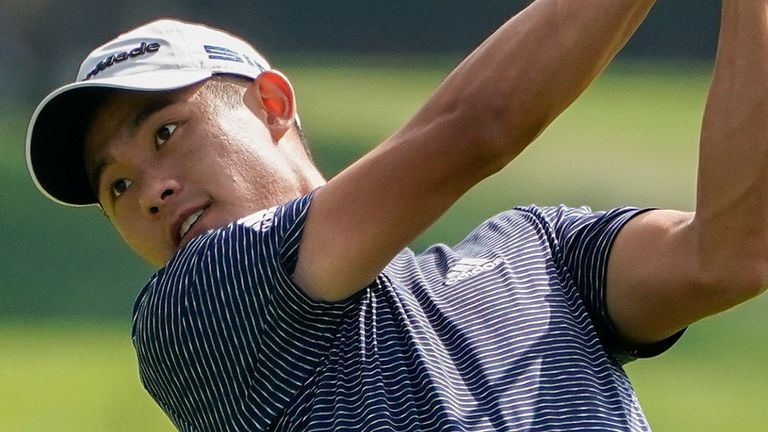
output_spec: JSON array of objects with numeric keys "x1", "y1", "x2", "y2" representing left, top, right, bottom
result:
[
  {"x1": 3, "y1": 1, "x2": 767, "y2": 431},
  {"x1": 3, "y1": 59, "x2": 767, "y2": 432}
]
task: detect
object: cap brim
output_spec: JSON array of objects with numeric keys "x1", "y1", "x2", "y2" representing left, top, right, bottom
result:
[{"x1": 26, "y1": 69, "x2": 213, "y2": 207}]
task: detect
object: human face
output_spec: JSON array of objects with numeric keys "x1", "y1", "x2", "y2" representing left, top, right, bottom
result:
[{"x1": 83, "y1": 81, "x2": 309, "y2": 267}]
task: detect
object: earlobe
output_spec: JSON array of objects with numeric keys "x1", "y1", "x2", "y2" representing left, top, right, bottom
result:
[{"x1": 248, "y1": 70, "x2": 297, "y2": 142}]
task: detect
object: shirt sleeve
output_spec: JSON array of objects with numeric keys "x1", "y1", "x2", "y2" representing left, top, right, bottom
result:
[
  {"x1": 533, "y1": 205, "x2": 684, "y2": 365},
  {"x1": 131, "y1": 192, "x2": 347, "y2": 431}
]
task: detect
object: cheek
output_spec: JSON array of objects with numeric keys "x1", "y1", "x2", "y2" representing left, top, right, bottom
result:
[
  {"x1": 114, "y1": 217, "x2": 169, "y2": 265},
  {"x1": 192, "y1": 109, "x2": 299, "y2": 208},
  {"x1": 197, "y1": 131, "x2": 275, "y2": 190},
  {"x1": 217, "y1": 150, "x2": 275, "y2": 202}
]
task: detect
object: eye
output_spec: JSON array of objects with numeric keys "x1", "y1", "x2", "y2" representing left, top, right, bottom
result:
[
  {"x1": 155, "y1": 123, "x2": 177, "y2": 148},
  {"x1": 110, "y1": 178, "x2": 133, "y2": 198}
]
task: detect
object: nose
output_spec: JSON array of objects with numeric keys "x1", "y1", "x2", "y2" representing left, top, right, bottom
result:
[{"x1": 138, "y1": 178, "x2": 181, "y2": 216}]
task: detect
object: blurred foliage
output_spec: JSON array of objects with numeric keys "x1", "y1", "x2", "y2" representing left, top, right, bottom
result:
[
  {"x1": 0, "y1": 0, "x2": 720, "y2": 103},
  {"x1": 1, "y1": 2, "x2": 761, "y2": 430},
  {"x1": 1, "y1": 58, "x2": 711, "y2": 318},
  {"x1": 2, "y1": 299, "x2": 767, "y2": 431},
  {"x1": 3, "y1": 58, "x2": 767, "y2": 431}
]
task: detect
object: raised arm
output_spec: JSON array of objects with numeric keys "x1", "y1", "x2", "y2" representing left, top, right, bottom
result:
[
  {"x1": 296, "y1": 0, "x2": 657, "y2": 301},
  {"x1": 607, "y1": 0, "x2": 768, "y2": 346}
]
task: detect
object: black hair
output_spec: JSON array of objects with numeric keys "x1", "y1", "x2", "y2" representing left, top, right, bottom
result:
[{"x1": 202, "y1": 75, "x2": 313, "y2": 157}]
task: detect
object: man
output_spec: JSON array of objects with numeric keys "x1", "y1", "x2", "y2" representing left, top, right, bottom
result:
[{"x1": 24, "y1": 0, "x2": 768, "y2": 430}]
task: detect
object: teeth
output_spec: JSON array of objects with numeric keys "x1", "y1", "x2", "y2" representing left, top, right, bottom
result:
[{"x1": 179, "y1": 209, "x2": 204, "y2": 240}]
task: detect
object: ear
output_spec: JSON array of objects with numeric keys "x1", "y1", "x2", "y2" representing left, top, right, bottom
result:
[{"x1": 246, "y1": 70, "x2": 297, "y2": 142}]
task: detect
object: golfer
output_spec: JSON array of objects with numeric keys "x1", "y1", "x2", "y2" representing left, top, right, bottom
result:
[{"x1": 25, "y1": 0, "x2": 768, "y2": 430}]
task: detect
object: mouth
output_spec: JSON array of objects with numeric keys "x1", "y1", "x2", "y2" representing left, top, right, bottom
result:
[
  {"x1": 172, "y1": 203, "x2": 211, "y2": 248},
  {"x1": 179, "y1": 209, "x2": 204, "y2": 240}
]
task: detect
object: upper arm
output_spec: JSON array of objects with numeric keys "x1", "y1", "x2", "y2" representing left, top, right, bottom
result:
[{"x1": 605, "y1": 209, "x2": 703, "y2": 346}]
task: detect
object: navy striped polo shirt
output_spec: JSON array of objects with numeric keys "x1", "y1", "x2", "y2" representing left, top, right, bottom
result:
[{"x1": 132, "y1": 192, "x2": 679, "y2": 431}]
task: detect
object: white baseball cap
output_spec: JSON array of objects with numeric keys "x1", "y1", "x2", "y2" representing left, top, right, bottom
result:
[{"x1": 26, "y1": 19, "x2": 272, "y2": 207}]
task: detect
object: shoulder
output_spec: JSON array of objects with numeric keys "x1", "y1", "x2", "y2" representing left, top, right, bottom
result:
[
  {"x1": 129, "y1": 193, "x2": 348, "y2": 430},
  {"x1": 454, "y1": 204, "x2": 646, "y2": 267},
  {"x1": 511, "y1": 204, "x2": 594, "y2": 226},
  {"x1": 472, "y1": 204, "x2": 596, "y2": 232},
  {"x1": 459, "y1": 205, "x2": 594, "y2": 246},
  {"x1": 131, "y1": 192, "x2": 320, "y2": 333},
  {"x1": 509, "y1": 204, "x2": 645, "y2": 238},
  {"x1": 169, "y1": 192, "x2": 316, "y2": 274}
]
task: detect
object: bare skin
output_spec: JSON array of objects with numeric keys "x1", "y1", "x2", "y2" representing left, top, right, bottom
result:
[
  {"x1": 86, "y1": 0, "x2": 768, "y2": 355},
  {"x1": 84, "y1": 73, "x2": 323, "y2": 267},
  {"x1": 298, "y1": 0, "x2": 768, "y2": 348},
  {"x1": 607, "y1": 0, "x2": 768, "y2": 345}
]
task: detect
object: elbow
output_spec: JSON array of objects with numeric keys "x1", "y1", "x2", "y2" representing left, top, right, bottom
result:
[
  {"x1": 453, "y1": 91, "x2": 550, "y2": 175},
  {"x1": 695, "y1": 251, "x2": 768, "y2": 307},
  {"x1": 689, "y1": 215, "x2": 768, "y2": 305},
  {"x1": 419, "y1": 61, "x2": 555, "y2": 176},
  {"x1": 729, "y1": 261, "x2": 768, "y2": 299}
]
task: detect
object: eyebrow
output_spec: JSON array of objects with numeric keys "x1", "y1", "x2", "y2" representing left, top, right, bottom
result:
[{"x1": 129, "y1": 96, "x2": 179, "y2": 138}]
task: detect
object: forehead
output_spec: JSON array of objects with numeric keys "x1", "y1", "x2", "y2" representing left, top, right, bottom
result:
[
  {"x1": 84, "y1": 86, "x2": 196, "y2": 151},
  {"x1": 88, "y1": 89, "x2": 184, "y2": 137}
]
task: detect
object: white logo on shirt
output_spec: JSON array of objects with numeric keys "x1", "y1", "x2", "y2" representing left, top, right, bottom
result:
[
  {"x1": 444, "y1": 257, "x2": 504, "y2": 286},
  {"x1": 238, "y1": 206, "x2": 277, "y2": 232}
]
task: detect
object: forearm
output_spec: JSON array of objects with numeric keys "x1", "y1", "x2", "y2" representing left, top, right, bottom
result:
[
  {"x1": 695, "y1": 0, "x2": 768, "y2": 302},
  {"x1": 296, "y1": 0, "x2": 656, "y2": 301},
  {"x1": 396, "y1": 0, "x2": 657, "y2": 168}
]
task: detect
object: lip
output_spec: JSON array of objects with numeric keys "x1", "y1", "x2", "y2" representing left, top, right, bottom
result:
[{"x1": 170, "y1": 202, "x2": 212, "y2": 248}]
